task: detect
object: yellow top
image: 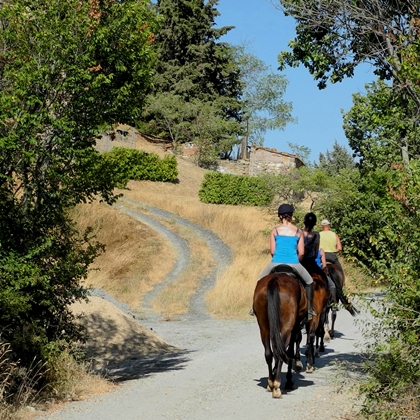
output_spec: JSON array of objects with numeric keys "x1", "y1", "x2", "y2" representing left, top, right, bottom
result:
[{"x1": 319, "y1": 230, "x2": 337, "y2": 253}]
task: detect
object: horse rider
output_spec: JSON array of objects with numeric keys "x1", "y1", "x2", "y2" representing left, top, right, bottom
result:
[
  {"x1": 302, "y1": 212, "x2": 337, "y2": 306},
  {"x1": 254, "y1": 204, "x2": 316, "y2": 320},
  {"x1": 319, "y1": 219, "x2": 343, "y2": 272}
]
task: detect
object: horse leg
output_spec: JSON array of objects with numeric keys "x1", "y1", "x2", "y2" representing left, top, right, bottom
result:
[
  {"x1": 330, "y1": 310, "x2": 337, "y2": 339},
  {"x1": 305, "y1": 323, "x2": 315, "y2": 373},
  {"x1": 324, "y1": 309, "x2": 331, "y2": 343},
  {"x1": 292, "y1": 329, "x2": 303, "y2": 373},
  {"x1": 317, "y1": 312, "x2": 327, "y2": 353},
  {"x1": 262, "y1": 335, "x2": 275, "y2": 393},
  {"x1": 285, "y1": 358, "x2": 294, "y2": 390},
  {"x1": 271, "y1": 358, "x2": 282, "y2": 398},
  {"x1": 315, "y1": 335, "x2": 320, "y2": 358}
]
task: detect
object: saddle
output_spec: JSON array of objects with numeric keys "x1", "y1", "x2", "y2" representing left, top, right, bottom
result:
[{"x1": 270, "y1": 264, "x2": 301, "y2": 282}]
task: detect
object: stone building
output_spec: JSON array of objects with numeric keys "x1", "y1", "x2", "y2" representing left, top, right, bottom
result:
[{"x1": 249, "y1": 145, "x2": 304, "y2": 175}]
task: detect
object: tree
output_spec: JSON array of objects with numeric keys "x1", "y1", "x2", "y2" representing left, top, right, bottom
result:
[
  {"x1": 275, "y1": 0, "x2": 420, "y2": 166},
  {"x1": 233, "y1": 45, "x2": 295, "y2": 150},
  {"x1": 0, "y1": 0, "x2": 158, "y2": 366},
  {"x1": 342, "y1": 80, "x2": 420, "y2": 171},
  {"x1": 140, "y1": 0, "x2": 243, "y2": 162},
  {"x1": 316, "y1": 140, "x2": 355, "y2": 175},
  {"x1": 287, "y1": 142, "x2": 311, "y2": 166}
]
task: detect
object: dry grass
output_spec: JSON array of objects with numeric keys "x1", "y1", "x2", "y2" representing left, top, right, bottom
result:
[
  {"x1": 76, "y1": 134, "x2": 370, "y2": 320},
  {"x1": 73, "y1": 202, "x2": 175, "y2": 310},
  {"x1": 113, "y1": 184, "x2": 274, "y2": 318},
  {"x1": 0, "y1": 342, "x2": 112, "y2": 420}
]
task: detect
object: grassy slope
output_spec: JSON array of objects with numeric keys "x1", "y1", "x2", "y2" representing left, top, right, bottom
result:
[
  {"x1": 74, "y1": 135, "x2": 273, "y2": 319},
  {"x1": 74, "y1": 133, "x2": 362, "y2": 319}
]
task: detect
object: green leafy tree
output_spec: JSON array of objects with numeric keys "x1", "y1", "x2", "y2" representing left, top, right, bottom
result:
[
  {"x1": 234, "y1": 45, "x2": 295, "y2": 148},
  {"x1": 343, "y1": 80, "x2": 420, "y2": 171},
  {"x1": 0, "y1": 0, "x2": 157, "y2": 366},
  {"x1": 140, "y1": 0, "x2": 243, "y2": 163},
  {"x1": 316, "y1": 140, "x2": 355, "y2": 175},
  {"x1": 276, "y1": 0, "x2": 420, "y2": 167},
  {"x1": 287, "y1": 142, "x2": 311, "y2": 166},
  {"x1": 316, "y1": 162, "x2": 420, "y2": 416}
]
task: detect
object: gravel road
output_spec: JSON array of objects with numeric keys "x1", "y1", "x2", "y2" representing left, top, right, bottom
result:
[{"x1": 37, "y1": 201, "x2": 369, "y2": 420}]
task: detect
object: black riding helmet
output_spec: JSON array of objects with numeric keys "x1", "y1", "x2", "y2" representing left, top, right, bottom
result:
[
  {"x1": 277, "y1": 203, "x2": 294, "y2": 216},
  {"x1": 304, "y1": 212, "x2": 317, "y2": 228}
]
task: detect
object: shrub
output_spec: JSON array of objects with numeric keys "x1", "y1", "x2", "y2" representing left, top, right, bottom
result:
[
  {"x1": 102, "y1": 147, "x2": 178, "y2": 185},
  {"x1": 198, "y1": 172, "x2": 273, "y2": 206}
]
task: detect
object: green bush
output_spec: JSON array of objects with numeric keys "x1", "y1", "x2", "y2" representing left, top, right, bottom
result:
[
  {"x1": 316, "y1": 163, "x2": 420, "y2": 418},
  {"x1": 102, "y1": 147, "x2": 178, "y2": 185},
  {"x1": 198, "y1": 172, "x2": 273, "y2": 206}
]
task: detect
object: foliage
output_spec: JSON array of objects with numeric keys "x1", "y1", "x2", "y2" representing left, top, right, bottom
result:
[
  {"x1": 198, "y1": 172, "x2": 274, "y2": 206},
  {"x1": 262, "y1": 166, "x2": 331, "y2": 210},
  {"x1": 316, "y1": 162, "x2": 420, "y2": 417},
  {"x1": 343, "y1": 80, "x2": 420, "y2": 171},
  {"x1": 0, "y1": 0, "x2": 157, "y2": 369},
  {"x1": 141, "y1": 94, "x2": 240, "y2": 167},
  {"x1": 277, "y1": 0, "x2": 420, "y2": 170},
  {"x1": 287, "y1": 142, "x2": 312, "y2": 166},
  {"x1": 277, "y1": 1, "x2": 420, "y2": 102},
  {"x1": 139, "y1": 0, "x2": 243, "y2": 162},
  {"x1": 103, "y1": 147, "x2": 178, "y2": 184},
  {"x1": 233, "y1": 45, "x2": 295, "y2": 146},
  {"x1": 316, "y1": 140, "x2": 355, "y2": 175}
]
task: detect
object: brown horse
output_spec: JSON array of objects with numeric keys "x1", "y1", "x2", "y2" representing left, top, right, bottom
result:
[
  {"x1": 301, "y1": 258, "x2": 330, "y2": 373},
  {"x1": 324, "y1": 262, "x2": 358, "y2": 339},
  {"x1": 253, "y1": 267, "x2": 307, "y2": 398}
]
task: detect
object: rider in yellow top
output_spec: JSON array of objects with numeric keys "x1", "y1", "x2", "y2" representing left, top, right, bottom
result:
[{"x1": 319, "y1": 219, "x2": 343, "y2": 271}]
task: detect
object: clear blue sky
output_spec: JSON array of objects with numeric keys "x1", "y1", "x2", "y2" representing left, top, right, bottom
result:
[{"x1": 216, "y1": 0, "x2": 375, "y2": 163}]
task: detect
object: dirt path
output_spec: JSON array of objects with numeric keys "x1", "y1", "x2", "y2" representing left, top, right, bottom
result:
[
  {"x1": 116, "y1": 197, "x2": 232, "y2": 321},
  {"x1": 36, "y1": 201, "x2": 368, "y2": 420}
]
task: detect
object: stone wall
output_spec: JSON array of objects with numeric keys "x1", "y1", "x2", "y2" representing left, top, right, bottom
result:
[{"x1": 217, "y1": 159, "x2": 250, "y2": 176}]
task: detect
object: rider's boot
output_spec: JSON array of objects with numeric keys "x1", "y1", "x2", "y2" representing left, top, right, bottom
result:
[{"x1": 305, "y1": 283, "x2": 317, "y2": 320}]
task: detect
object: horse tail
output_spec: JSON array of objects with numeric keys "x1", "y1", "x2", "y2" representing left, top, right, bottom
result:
[
  {"x1": 267, "y1": 277, "x2": 289, "y2": 363},
  {"x1": 329, "y1": 271, "x2": 359, "y2": 316},
  {"x1": 336, "y1": 285, "x2": 359, "y2": 316}
]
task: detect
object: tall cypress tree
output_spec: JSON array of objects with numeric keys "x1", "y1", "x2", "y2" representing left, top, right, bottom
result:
[{"x1": 140, "y1": 0, "x2": 243, "y2": 164}]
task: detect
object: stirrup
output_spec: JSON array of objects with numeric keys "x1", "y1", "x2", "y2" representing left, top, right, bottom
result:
[{"x1": 308, "y1": 309, "x2": 317, "y2": 320}]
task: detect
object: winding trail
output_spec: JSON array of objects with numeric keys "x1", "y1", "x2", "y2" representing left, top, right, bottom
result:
[
  {"x1": 37, "y1": 198, "x2": 370, "y2": 420},
  {"x1": 116, "y1": 197, "x2": 232, "y2": 321}
]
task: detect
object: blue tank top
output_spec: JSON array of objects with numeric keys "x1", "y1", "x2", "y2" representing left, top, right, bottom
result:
[{"x1": 272, "y1": 234, "x2": 299, "y2": 264}]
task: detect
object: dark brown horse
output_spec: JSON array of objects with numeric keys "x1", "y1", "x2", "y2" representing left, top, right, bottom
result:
[
  {"x1": 301, "y1": 259, "x2": 330, "y2": 373},
  {"x1": 253, "y1": 267, "x2": 307, "y2": 398},
  {"x1": 324, "y1": 262, "x2": 358, "y2": 339}
]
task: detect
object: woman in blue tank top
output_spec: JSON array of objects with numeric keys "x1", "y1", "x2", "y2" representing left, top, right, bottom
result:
[{"x1": 256, "y1": 204, "x2": 316, "y2": 320}]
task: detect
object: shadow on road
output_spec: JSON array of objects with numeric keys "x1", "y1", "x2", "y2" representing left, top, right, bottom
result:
[
  {"x1": 102, "y1": 350, "x2": 194, "y2": 382},
  {"x1": 254, "y1": 349, "x2": 366, "y2": 394}
]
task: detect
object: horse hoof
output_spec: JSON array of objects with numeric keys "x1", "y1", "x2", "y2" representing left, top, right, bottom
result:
[
  {"x1": 306, "y1": 366, "x2": 313, "y2": 374},
  {"x1": 285, "y1": 381, "x2": 294, "y2": 390},
  {"x1": 293, "y1": 360, "x2": 303, "y2": 372},
  {"x1": 272, "y1": 389, "x2": 282, "y2": 398},
  {"x1": 320, "y1": 346, "x2": 325, "y2": 353},
  {"x1": 324, "y1": 333, "x2": 331, "y2": 343}
]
